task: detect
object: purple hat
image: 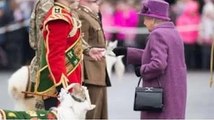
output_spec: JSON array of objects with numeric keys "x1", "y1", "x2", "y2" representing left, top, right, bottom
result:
[{"x1": 139, "y1": 0, "x2": 170, "y2": 21}]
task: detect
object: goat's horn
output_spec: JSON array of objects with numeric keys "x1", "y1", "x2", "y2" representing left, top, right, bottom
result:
[{"x1": 65, "y1": 83, "x2": 78, "y2": 91}]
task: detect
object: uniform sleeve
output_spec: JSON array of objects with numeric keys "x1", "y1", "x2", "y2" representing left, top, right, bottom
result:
[
  {"x1": 140, "y1": 32, "x2": 168, "y2": 80},
  {"x1": 127, "y1": 47, "x2": 144, "y2": 65},
  {"x1": 28, "y1": 0, "x2": 39, "y2": 50},
  {"x1": 45, "y1": 20, "x2": 71, "y2": 86},
  {"x1": 29, "y1": 0, "x2": 54, "y2": 50},
  {"x1": 80, "y1": 17, "x2": 91, "y2": 54},
  {"x1": 80, "y1": 18, "x2": 90, "y2": 42}
]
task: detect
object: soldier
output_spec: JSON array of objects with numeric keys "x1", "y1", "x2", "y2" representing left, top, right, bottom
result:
[
  {"x1": 28, "y1": 0, "x2": 54, "y2": 109},
  {"x1": 34, "y1": 0, "x2": 105, "y2": 110},
  {"x1": 33, "y1": 0, "x2": 82, "y2": 110},
  {"x1": 29, "y1": 0, "x2": 54, "y2": 85},
  {"x1": 77, "y1": 0, "x2": 111, "y2": 119}
]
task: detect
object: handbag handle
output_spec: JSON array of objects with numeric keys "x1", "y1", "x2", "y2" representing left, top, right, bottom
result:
[{"x1": 137, "y1": 77, "x2": 162, "y2": 87}]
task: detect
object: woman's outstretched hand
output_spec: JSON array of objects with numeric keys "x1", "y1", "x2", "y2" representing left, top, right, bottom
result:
[{"x1": 113, "y1": 47, "x2": 127, "y2": 56}]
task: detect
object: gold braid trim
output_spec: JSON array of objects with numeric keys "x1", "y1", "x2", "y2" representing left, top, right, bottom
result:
[{"x1": 210, "y1": 35, "x2": 214, "y2": 87}]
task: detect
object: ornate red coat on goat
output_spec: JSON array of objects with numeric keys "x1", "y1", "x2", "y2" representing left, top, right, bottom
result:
[{"x1": 35, "y1": 2, "x2": 83, "y2": 96}]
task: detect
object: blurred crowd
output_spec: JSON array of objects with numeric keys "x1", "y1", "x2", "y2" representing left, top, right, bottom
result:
[
  {"x1": 0, "y1": 0, "x2": 214, "y2": 71},
  {"x1": 101, "y1": 0, "x2": 214, "y2": 71},
  {"x1": 0, "y1": 0, "x2": 34, "y2": 70}
]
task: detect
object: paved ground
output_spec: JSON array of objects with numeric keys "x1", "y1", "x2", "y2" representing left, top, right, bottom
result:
[{"x1": 0, "y1": 70, "x2": 214, "y2": 119}]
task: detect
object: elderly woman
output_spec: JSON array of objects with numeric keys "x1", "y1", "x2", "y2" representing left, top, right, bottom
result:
[{"x1": 113, "y1": 0, "x2": 187, "y2": 119}]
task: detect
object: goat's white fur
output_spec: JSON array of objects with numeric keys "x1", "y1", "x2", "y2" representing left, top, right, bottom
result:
[
  {"x1": 51, "y1": 83, "x2": 95, "y2": 119},
  {"x1": 8, "y1": 66, "x2": 37, "y2": 111}
]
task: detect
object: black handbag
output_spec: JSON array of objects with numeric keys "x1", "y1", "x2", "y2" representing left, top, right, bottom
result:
[{"x1": 133, "y1": 77, "x2": 164, "y2": 112}]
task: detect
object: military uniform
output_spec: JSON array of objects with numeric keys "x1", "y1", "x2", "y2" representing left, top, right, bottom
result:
[
  {"x1": 34, "y1": 2, "x2": 83, "y2": 109},
  {"x1": 0, "y1": 109, "x2": 56, "y2": 120},
  {"x1": 77, "y1": 5, "x2": 111, "y2": 119},
  {"x1": 28, "y1": 0, "x2": 54, "y2": 109},
  {"x1": 29, "y1": 0, "x2": 54, "y2": 84}
]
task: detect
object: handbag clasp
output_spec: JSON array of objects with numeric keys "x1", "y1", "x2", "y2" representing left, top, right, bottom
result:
[{"x1": 145, "y1": 87, "x2": 153, "y2": 91}]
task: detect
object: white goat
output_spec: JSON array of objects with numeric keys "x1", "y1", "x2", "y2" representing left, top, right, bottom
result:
[
  {"x1": 51, "y1": 84, "x2": 95, "y2": 119},
  {"x1": 1, "y1": 83, "x2": 95, "y2": 120}
]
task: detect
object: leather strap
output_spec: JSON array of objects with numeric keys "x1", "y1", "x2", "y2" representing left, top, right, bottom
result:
[{"x1": 137, "y1": 77, "x2": 161, "y2": 87}]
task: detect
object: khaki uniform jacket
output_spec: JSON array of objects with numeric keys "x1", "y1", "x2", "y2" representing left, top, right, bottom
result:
[{"x1": 77, "y1": 6, "x2": 111, "y2": 86}]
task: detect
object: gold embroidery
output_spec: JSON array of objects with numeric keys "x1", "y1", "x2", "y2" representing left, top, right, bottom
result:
[
  {"x1": 7, "y1": 112, "x2": 16, "y2": 118},
  {"x1": 26, "y1": 111, "x2": 38, "y2": 117}
]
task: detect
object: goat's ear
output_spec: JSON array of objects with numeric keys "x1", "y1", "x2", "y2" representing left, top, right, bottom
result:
[{"x1": 88, "y1": 105, "x2": 96, "y2": 110}]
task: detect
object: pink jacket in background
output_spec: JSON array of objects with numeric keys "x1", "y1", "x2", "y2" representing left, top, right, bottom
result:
[
  {"x1": 114, "y1": 7, "x2": 139, "y2": 41},
  {"x1": 176, "y1": 1, "x2": 201, "y2": 44},
  {"x1": 100, "y1": 2, "x2": 114, "y2": 41}
]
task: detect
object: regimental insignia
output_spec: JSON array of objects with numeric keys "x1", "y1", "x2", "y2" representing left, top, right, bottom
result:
[
  {"x1": 53, "y1": 6, "x2": 62, "y2": 14},
  {"x1": 55, "y1": 8, "x2": 60, "y2": 13},
  {"x1": 7, "y1": 112, "x2": 16, "y2": 118},
  {"x1": 26, "y1": 111, "x2": 38, "y2": 117},
  {"x1": 39, "y1": 113, "x2": 45, "y2": 117}
]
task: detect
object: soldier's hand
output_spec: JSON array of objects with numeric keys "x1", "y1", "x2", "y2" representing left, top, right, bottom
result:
[{"x1": 89, "y1": 47, "x2": 106, "y2": 61}]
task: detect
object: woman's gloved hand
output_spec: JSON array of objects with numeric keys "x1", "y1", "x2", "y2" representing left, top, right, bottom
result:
[
  {"x1": 113, "y1": 47, "x2": 127, "y2": 64},
  {"x1": 113, "y1": 47, "x2": 127, "y2": 56},
  {"x1": 56, "y1": 84, "x2": 63, "y2": 94},
  {"x1": 135, "y1": 66, "x2": 141, "y2": 77}
]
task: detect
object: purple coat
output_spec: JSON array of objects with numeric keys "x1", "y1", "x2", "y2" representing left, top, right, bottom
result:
[{"x1": 127, "y1": 22, "x2": 187, "y2": 119}]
